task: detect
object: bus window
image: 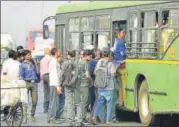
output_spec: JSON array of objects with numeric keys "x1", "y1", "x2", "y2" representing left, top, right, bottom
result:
[
  {"x1": 68, "y1": 33, "x2": 79, "y2": 50},
  {"x1": 95, "y1": 14, "x2": 111, "y2": 49},
  {"x1": 97, "y1": 32, "x2": 110, "y2": 50},
  {"x1": 130, "y1": 13, "x2": 138, "y2": 42},
  {"x1": 127, "y1": 13, "x2": 138, "y2": 57},
  {"x1": 81, "y1": 32, "x2": 93, "y2": 49},
  {"x1": 68, "y1": 17, "x2": 80, "y2": 50},
  {"x1": 160, "y1": 9, "x2": 179, "y2": 54},
  {"x1": 161, "y1": 9, "x2": 179, "y2": 27},
  {"x1": 81, "y1": 16, "x2": 94, "y2": 31},
  {"x1": 140, "y1": 11, "x2": 158, "y2": 58},
  {"x1": 168, "y1": 10, "x2": 179, "y2": 27},
  {"x1": 69, "y1": 18, "x2": 80, "y2": 32},
  {"x1": 162, "y1": 11, "x2": 169, "y2": 26},
  {"x1": 96, "y1": 15, "x2": 110, "y2": 30},
  {"x1": 81, "y1": 16, "x2": 94, "y2": 49}
]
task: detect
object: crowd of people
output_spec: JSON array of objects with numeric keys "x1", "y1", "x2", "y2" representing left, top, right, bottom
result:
[{"x1": 1, "y1": 30, "x2": 126, "y2": 126}]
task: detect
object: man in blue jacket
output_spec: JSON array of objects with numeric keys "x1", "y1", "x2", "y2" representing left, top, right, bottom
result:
[
  {"x1": 112, "y1": 30, "x2": 126, "y2": 113},
  {"x1": 113, "y1": 30, "x2": 126, "y2": 66},
  {"x1": 87, "y1": 50, "x2": 97, "y2": 113}
]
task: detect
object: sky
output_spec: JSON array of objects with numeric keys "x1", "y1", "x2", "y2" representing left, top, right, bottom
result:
[{"x1": 1, "y1": 1, "x2": 88, "y2": 47}]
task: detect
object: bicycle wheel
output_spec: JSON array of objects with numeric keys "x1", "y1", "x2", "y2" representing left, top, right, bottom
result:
[{"x1": 5, "y1": 102, "x2": 23, "y2": 126}]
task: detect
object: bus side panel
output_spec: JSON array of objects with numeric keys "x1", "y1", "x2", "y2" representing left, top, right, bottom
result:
[
  {"x1": 126, "y1": 61, "x2": 179, "y2": 114},
  {"x1": 150, "y1": 37, "x2": 179, "y2": 113},
  {"x1": 149, "y1": 63, "x2": 179, "y2": 113},
  {"x1": 125, "y1": 65, "x2": 136, "y2": 111},
  {"x1": 163, "y1": 37, "x2": 179, "y2": 61}
]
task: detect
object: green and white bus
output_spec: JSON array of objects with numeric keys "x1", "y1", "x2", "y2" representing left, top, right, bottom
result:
[{"x1": 43, "y1": 1, "x2": 179, "y2": 126}]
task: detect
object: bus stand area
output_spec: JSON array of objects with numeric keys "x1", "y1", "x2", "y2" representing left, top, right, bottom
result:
[
  {"x1": 45, "y1": 1, "x2": 179, "y2": 126},
  {"x1": 1, "y1": 1, "x2": 179, "y2": 126}
]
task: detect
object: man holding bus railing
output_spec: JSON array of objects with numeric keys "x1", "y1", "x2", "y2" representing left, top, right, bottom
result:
[
  {"x1": 112, "y1": 29, "x2": 126, "y2": 107},
  {"x1": 113, "y1": 29, "x2": 126, "y2": 65}
]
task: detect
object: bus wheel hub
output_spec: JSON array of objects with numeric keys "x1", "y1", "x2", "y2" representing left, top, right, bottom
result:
[{"x1": 141, "y1": 90, "x2": 149, "y2": 117}]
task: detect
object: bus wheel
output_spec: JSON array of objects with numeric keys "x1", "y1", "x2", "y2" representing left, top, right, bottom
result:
[{"x1": 138, "y1": 80, "x2": 155, "y2": 126}]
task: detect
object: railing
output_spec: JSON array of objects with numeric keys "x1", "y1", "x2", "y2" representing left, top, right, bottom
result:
[{"x1": 126, "y1": 42, "x2": 158, "y2": 59}]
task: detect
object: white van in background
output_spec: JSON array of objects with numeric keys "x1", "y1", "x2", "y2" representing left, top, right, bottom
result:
[
  {"x1": 1, "y1": 34, "x2": 16, "y2": 50},
  {"x1": 1, "y1": 34, "x2": 16, "y2": 66}
]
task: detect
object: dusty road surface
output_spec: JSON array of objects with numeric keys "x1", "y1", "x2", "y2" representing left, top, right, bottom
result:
[{"x1": 1, "y1": 82, "x2": 178, "y2": 126}]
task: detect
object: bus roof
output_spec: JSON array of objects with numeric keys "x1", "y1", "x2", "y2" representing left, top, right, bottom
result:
[{"x1": 56, "y1": 1, "x2": 167, "y2": 14}]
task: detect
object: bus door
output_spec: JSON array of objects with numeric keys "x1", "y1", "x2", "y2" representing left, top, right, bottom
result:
[
  {"x1": 56, "y1": 24, "x2": 66, "y2": 54},
  {"x1": 112, "y1": 20, "x2": 127, "y2": 45}
]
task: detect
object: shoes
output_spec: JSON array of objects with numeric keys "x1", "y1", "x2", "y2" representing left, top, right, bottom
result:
[
  {"x1": 23, "y1": 118, "x2": 28, "y2": 124},
  {"x1": 56, "y1": 118, "x2": 66, "y2": 122},
  {"x1": 31, "y1": 116, "x2": 37, "y2": 122},
  {"x1": 100, "y1": 120, "x2": 106, "y2": 124},
  {"x1": 67, "y1": 122, "x2": 74, "y2": 127},
  {"x1": 47, "y1": 119, "x2": 61, "y2": 124},
  {"x1": 118, "y1": 104, "x2": 125, "y2": 108},
  {"x1": 23, "y1": 120, "x2": 27, "y2": 124},
  {"x1": 106, "y1": 121, "x2": 113, "y2": 125},
  {"x1": 90, "y1": 118, "x2": 99, "y2": 125},
  {"x1": 75, "y1": 122, "x2": 83, "y2": 126},
  {"x1": 113, "y1": 119, "x2": 120, "y2": 123},
  {"x1": 82, "y1": 118, "x2": 91, "y2": 125},
  {"x1": 22, "y1": 115, "x2": 28, "y2": 124}
]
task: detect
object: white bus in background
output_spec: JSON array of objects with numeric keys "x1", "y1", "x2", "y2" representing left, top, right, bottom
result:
[{"x1": 32, "y1": 36, "x2": 54, "y2": 58}]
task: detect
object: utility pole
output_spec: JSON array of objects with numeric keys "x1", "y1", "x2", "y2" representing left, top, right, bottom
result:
[
  {"x1": 41, "y1": 1, "x2": 44, "y2": 28},
  {"x1": 25, "y1": 0, "x2": 29, "y2": 48}
]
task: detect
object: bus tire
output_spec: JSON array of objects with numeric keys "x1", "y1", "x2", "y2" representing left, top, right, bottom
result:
[{"x1": 138, "y1": 80, "x2": 155, "y2": 126}]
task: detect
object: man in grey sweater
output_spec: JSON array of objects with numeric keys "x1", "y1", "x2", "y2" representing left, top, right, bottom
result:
[{"x1": 58, "y1": 50, "x2": 82, "y2": 126}]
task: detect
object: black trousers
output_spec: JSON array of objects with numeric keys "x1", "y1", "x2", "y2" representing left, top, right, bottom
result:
[{"x1": 42, "y1": 73, "x2": 50, "y2": 112}]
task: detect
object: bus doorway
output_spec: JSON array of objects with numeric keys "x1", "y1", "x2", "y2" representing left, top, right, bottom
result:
[
  {"x1": 112, "y1": 20, "x2": 127, "y2": 107},
  {"x1": 112, "y1": 20, "x2": 127, "y2": 46}
]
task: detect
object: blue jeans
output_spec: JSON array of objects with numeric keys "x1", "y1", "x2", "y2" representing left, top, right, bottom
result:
[
  {"x1": 94, "y1": 90, "x2": 114, "y2": 122},
  {"x1": 98, "y1": 90, "x2": 118, "y2": 121}
]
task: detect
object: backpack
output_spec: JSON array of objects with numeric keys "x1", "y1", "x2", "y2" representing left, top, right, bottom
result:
[
  {"x1": 94, "y1": 60, "x2": 109, "y2": 88},
  {"x1": 62, "y1": 60, "x2": 78, "y2": 87}
]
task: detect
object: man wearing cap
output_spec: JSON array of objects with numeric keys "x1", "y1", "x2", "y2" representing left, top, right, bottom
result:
[
  {"x1": 83, "y1": 48, "x2": 97, "y2": 113},
  {"x1": 86, "y1": 44, "x2": 96, "y2": 59}
]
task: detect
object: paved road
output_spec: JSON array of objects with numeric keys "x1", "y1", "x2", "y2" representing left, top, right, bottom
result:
[
  {"x1": 4, "y1": 82, "x2": 179, "y2": 126},
  {"x1": 1, "y1": 82, "x2": 142, "y2": 126}
]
